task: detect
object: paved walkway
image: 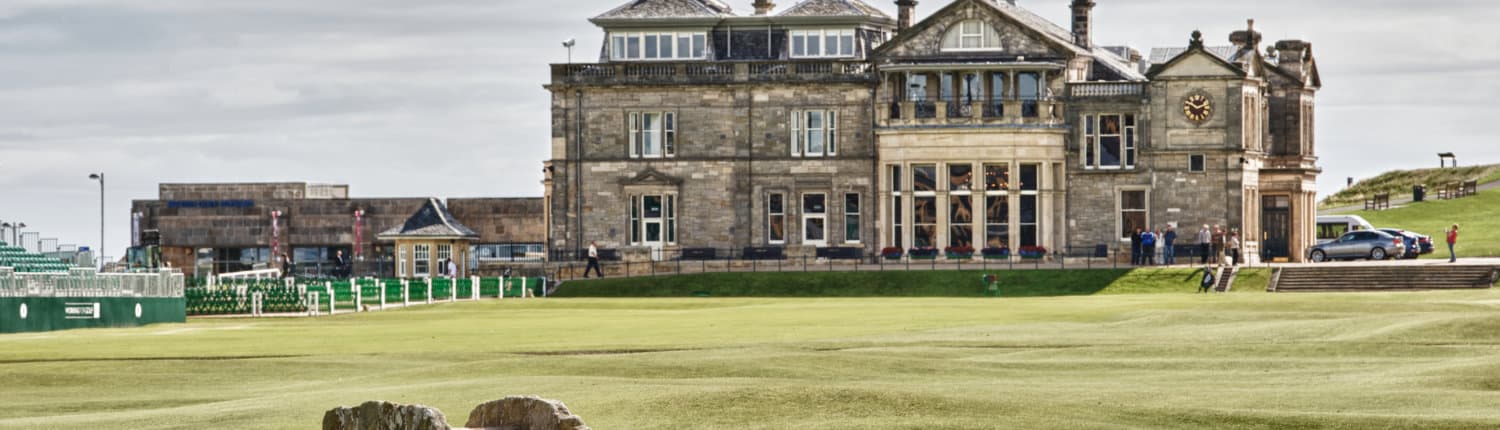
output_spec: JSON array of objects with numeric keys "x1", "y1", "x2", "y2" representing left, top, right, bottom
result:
[{"x1": 1322, "y1": 180, "x2": 1500, "y2": 214}]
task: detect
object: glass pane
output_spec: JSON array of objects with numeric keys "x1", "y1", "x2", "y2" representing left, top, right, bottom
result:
[
  {"x1": 915, "y1": 226, "x2": 936, "y2": 248},
  {"x1": 894, "y1": 226, "x2": 903, "y2": 249},
  {"x1": 1121, "y1": 211, "x2": 1146, "y2": 239},
  {"x1": 1190, "y1": 155, "x2": 1205, "y2": 172},
  {"x1": 642, "y1": 113, "x2": 659, "y2": 155},
  {"x1": 664, "y1": 113, "x2": 675, "y2": 155},
  {"x1": 770, "y1": 215, "x2": 785, "y2": 241},
  {"x1": 951, "y1": 226, "x2": 973, "y2": 248},
  {"x1": 986, "y1": 195, "x2": 1008, "y2": 226},
  {"x1": 1100, "y1": 115, "x2": 1120, "y2": 135},
  {"x1": 806, "y1": 112, "x2": 824, "y2": 154},
  {"x1": 1018, "y1": 73, "x2": 1039, "y2": 100},
  {"x1": 1020, "y1": 164, "x2": 1039, "y2": 191},
  {"x1": 940, "y1": 73, "x2": 954, "y2": 101},
  {"x1": 613, "y1": 36, "x2": 625, "y2": 60},
  {"x1": 890, "y1": 165, "x2": 902, "y2": 192},
  {"x1": 1020, "y1": 225, "x2": 1038, "y2": 247},
  {"x1": 845, "y1": 194, "x2": 859, "y2": 213},
  {"x1": 840, "y1": 34, "x2": 853, "y2": 56},
  {"x1": 1122, "y1": 191, "x2": 1146, "y2": 210},
  {"x1": 1086, "y1": 137, "x2": 1096, "y2": 167},
  {"x1": 793, "y1": 35, "x2": 804, "y2": 57},
  {"x1": 825, "y1": 34, "x2": 837, "y2": 56},
  {"x1": 985, "y1": 164, "x2": 1009, "y2": 191},
  {"x1": 806, "y1": 218, "x2": 825, "y2": 241},
  {"x1": 913, "y1": 164, "x2": 936, "y2": 192},
  {"x1": 907, "y1": 75, "x2": 926, "y2": 101},
  {"x1": 693, "y1": 34, "x2": 705, "y2": 58},
  {"x1": 914, "y1": 197, "x2": 936, "y2": 224},
  {"x1": 949, "y1": 164, "x2": 973, "y2": 191},
  {"x1": 807, "y1": 35, "x2": 820, "y2": 57},
  {"x1": 644, "y1": 195, "x2": 663, "y2": 218},
  {"x1": 803, "y1": 194, "x2": 826, "y2": 214},
  {"x1": 950, "y1": 195, "x2": 972, "y2": 223},
  {"x1": 628, "y1": 36, "x2": 640, "y2": 58},
  {"x1": 769, "y1": 194, "x2": 783, "y2": 213},
  {"x1": 645, "y1": 34, "x2": 658, "y2": 58},
  {"x1": 1100, "y1": 136, "x2": 1122, "y2": 167},
  {"x1": 847, "y1": 214, "x2": 860, "y2": 242},
  {"x1": 893, "y1": 196, "x2": 902, "y2": 225},
  {"x1": 659, "y1": 34, "x2": 672, "y2": 58},
  {"x1": 1020, "y1": 195, "x2": 1037, "y2": 224},
  {"x1": 646, "y1": 223, "x2": 661, "y2": 242},
  {"x1": 677, "y1": 35, "x2": 690, "y2": 58},
  {"x1": 986, "y1": 225, "x2": 1009, "y2": 249}
]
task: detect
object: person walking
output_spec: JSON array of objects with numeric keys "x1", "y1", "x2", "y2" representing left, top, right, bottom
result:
[
  {"x1": 1163, "y1": 226, "x2": 1178, "y2": 266},
  {"x1": 1447, "y1": 224, "x2": 1459, "y2": 263},
  {"x1": 1197, "y1": 225, "x2": 1211, "y2": 265},
  {"x1": 1211, "y1": 225, "x2": 1225, "y2": 264},
  {"x1": 278, "y1": 253, "x2": 293, "y2": 279},
  {"x1": 1140, "y1": 228, "x2": 1157, "y2": 266},
  {"x1": 446, "y1": 258, "x2": 459, "y2": 279},
  {"x1": 585, "y1": 241, "x2": 604, "y2": 278},
  {"x1": 333, "y1": 249, "x2": 350, "y2": 278},
  {"x1": 1130, "y1": 227, "x2": 1144, "y2": 266},
  {"x1": 1227, "y1": 231, "x2": 1241, "y2": 266},
  {"x1": 1199, "y1": 265, "x2": 1216, "y2": 293}
]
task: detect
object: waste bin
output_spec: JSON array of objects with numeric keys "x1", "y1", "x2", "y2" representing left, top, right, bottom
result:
[{"x1": 1413, "y1": 184, "x2": 1426, "y2": 202}]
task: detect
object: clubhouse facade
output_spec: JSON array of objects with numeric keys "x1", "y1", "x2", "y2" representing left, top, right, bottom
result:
[{"x1": 544, "y1": 0, "x2": 1322, "y2": 263}]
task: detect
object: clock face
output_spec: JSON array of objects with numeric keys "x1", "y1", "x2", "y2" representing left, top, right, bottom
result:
[{"x1": 1183, "y1": 94, "x2": 1212, "y2": 123}]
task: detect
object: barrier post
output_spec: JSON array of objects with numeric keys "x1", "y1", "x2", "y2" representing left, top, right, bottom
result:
[
  {"x1": 471, "y1": 276, "x2": 480, "y2": 300},
  {"x1": 425, "y1": 278, "x2": 433, "y2": 304},
  {"x1": 498, "y1": 275, "x2": 505, "y2": 299},
  {"x1": 379, "y1": 281, "x2": 387, "y2": 310},
  {"x1": 309, "y1": 291, "x2": 320, "y2": 316},
  {"x1": 353, "y1": 279, "x2": 362, "y2": 312},
  {"x1": 326, "y1": 281, "x2": 335, "y2": 315},
  {"x1": 402, "y1": 279, "x2": 410, "y2": 307},
  {"x1": 450, "y1": 278, "x2": 457, "y2": 302},
  {"x1": 252, "y1": 291, "x2": 263, "y2": 317}
]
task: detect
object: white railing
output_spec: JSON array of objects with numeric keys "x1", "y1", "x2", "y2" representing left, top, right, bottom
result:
[{"x1": 1069, "y1": 82, "x2": 1145, "y2": 97}]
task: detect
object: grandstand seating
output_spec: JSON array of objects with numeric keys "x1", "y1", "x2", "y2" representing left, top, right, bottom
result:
[{"x1": 0, "y1": 244, "x2": 75, "y2": 273}]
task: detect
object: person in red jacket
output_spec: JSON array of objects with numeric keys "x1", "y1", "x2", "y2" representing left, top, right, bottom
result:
[{"x1": 1446, "y1": 224, "x2": 1459, "y2": 263}]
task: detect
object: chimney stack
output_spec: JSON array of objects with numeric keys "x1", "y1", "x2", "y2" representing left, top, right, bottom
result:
[
  {"x1": 752, "y1": 0, "x2": 775, "y2": 15},
  {"x1": 1070, "y1": 0, "x2": 1096, "y2": 49},
  {"x1": 896, "y1": 0, "x2": 917, "y2": 32},
  {"x1": 1274, "y1": 39, "x2": 1310, "y2": 80}
]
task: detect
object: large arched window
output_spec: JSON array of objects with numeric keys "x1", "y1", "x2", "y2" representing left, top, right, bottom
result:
[{"x1": 942, "y1": 20, "x2": 1003, "y2": 50}]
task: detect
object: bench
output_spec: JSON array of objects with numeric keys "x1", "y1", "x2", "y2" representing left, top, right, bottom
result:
[
  {"x1": 815, "y1": 247, "x2": 865, "y2": 260},
  {"x1": 1364, "y1": 192, "x2": 1391, "y2": 211},
  {"x1": 679, "y1": 248, "x2": 717, "y2": 261},
  {"x1": 741, "y1": 247, "x2": 784, "y2": 261}
]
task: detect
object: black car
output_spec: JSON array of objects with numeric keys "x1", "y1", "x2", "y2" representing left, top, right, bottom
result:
[{"x1": 1377, "y1": 228, "x2": 1433, "y2": 259}]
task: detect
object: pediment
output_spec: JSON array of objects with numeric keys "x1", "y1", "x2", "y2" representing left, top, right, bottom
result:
[
  {"x1": 620, "y1": 168, "x2": 683, "y2": 186},
  {"x1": 875, "y1": 0, "x2": 1077, "y2": 60},
  {"x1": 1149, "y1": 50, "x2": 1244, "y2": 79}
]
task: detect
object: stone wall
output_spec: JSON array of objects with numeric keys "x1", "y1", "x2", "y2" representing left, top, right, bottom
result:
[{"x1": 448, "y1": 198, "x2": 547, "y2": 244}]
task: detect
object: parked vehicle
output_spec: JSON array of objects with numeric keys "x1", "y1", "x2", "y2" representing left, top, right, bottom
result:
[
  {"x1": 1307, "y1": 230, "x2": 1406, "y2": 262},
  {"x1": 1316, "y1": 215, "x2": 1376, "y2": 245},
  {"x1": 1376, "y1": 228, "x2": 1433, "y2": 259}
]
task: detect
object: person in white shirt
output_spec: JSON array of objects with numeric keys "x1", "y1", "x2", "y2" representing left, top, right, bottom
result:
[
  {"x1": 447, "y1": 259, "x2": 458, "y2": 279},
  {"x1": 585, "y1": 241, "x2": 603, "y2": 278}
]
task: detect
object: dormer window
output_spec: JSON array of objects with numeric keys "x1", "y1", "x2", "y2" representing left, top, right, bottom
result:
[
  {"x1": 611, "y1": 32, "x2": 707, "y2": 61},
  {"x1": 790, "y1": 29, "x2": 856, "y2": 58},
  {"x1": 941, "y1": 20, "x2": 1003, "y2": 51}
]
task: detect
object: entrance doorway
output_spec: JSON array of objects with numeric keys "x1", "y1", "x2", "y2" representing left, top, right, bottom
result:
[{"x1": 1262, "y1": 195, "x2": 1291, "y2": 261}]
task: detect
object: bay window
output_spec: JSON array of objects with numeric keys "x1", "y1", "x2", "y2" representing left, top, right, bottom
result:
[
  {"x1": 790, "y1": 29, "x2": 855, "y2": 58},
  {"x1": 610, "y1": 32, "x2": 707, "y2": 60}
]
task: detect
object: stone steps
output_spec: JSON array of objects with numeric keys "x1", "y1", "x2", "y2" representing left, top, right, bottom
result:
[{"x1": 1271, "y1": 265, "x2": 1498, "y2": 292}]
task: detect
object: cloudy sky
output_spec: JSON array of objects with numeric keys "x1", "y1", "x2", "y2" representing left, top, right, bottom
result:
[{"x1": 1, "y1": 0, "x2": 1497, "y2": 258}]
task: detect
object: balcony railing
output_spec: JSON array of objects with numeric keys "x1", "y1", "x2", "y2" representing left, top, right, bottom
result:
[
  {"x1": 914, "y1": 101, "x2": 937, "y2": 119},
  {"x1": 551, "y1": 61, "x2": 876, "y2": 85},
  {"x1": 1068, "y1": 82, "x2": 1146, "y2": 98}
]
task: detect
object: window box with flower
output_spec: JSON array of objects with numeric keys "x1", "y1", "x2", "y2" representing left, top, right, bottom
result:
[
  {"x1": 944, "y1": 245, "x2": 975, "y2": 260},
  {"x1": 880, "y1": 247, "x2": 903, "y2": 260},
  {"x1": 908, "y1": 247, "x2": 939, "y2": 260},
  {"x1": 1019, "y1": 246, "x2": 1048, "y2": 260}
]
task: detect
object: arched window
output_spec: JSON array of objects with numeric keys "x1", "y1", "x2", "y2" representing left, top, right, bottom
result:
[{"x1": 942, "y1": 20, "x2": 1003, "y2": 51}]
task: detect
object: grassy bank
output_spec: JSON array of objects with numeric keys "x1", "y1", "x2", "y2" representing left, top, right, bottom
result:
[
  {"x1": 1353, "y1": 188, "x2": 1500, "y2": 258},
  {"x1": 1320, "y1": 163, "x2": 1500, "y2": 209},
  {"x1": 553, "y1": 268, "x2": 1272, "y2": 297}
]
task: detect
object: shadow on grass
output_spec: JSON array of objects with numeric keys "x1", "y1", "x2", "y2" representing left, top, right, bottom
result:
[{"x1": 551, "y1": 268, "x2": 1229, "y2": 298}]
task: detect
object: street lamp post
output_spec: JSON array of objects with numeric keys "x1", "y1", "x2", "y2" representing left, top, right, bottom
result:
[
  {"x1": 1, "y1": 221, "x2": 24, "y2": 245},
  {"x1": 89, "y1": 172, "x2": 104, "y2": 269}
]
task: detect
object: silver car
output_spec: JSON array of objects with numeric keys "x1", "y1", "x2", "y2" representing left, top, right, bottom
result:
[{"x1": 1307, "y1": 230, "x2": 1406, "y2": 262}]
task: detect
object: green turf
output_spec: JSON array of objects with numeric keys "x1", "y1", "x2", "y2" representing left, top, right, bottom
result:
[
  {"x1": 1351, "y1": 188, "x2": 1500, "y2": 258},
  {"x1": 1320, "y1": 163, "x2": 1499, "y2": 209},
  {"x1": 552, "y1": 268, "x2": 1265, "y2": 297},
  {"x1": 5, "y1": 287, "x2": 1500, "y2": 429}
]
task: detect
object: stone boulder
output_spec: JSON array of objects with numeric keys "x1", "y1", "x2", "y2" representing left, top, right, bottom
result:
[
  {"x1": 464, "y1": 396, "x2": 590, "y2": 430},
  {"x1": 322, "y1": 401, "x2": 450, "y2": 430}
]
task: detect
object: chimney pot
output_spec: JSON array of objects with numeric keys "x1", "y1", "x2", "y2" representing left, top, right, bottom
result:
[
  {"x1": 752, "y1": 0, "x2": 775, "y2": 15},
  {"x1": 1070, "y1": 0, "x2": 1096, "y2": 49},
  {"x1": 896, "y1": 0, "x2": 918, "y2": 32}
]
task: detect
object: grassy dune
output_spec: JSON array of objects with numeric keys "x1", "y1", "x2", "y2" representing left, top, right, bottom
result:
[
  {"x1": 1353, "y1": 188, "x2": 1500, "y2": 258},
  {"x1": 1320, "y1": 164, "x2": 1500, "y2": 209},
  {"x1": 4, "y1": 288, "x2": 1500, "y2": 429}
]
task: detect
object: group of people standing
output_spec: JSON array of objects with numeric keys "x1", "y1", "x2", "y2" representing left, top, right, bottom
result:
[{"x1": 1130, "y1": 224, "x2": 1242, "y2": 266}]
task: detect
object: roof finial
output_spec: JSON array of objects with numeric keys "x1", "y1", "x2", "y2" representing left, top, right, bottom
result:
[{"x1": 1189, "y1": 30, "x2": 1204, "y2": 49}]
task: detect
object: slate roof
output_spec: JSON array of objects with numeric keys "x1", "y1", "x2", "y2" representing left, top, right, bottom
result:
[
  {"x1": 984, "y1": 0, "x2": 1081, "y2": 52},
  {"x1": 593, "y1": 0, "x2": 734, "y2": 20},
  {"x1": 1148, "y1": 46, "x2": 1238, "y2": 65},
  {"x1": 778, "y1": 0, "x2": 890, "y2": 19},
  {"x1": 1092, "y1": 47, "x2": 1147, "y2": 81},
  {"x1": 378, "y1": 198, "x2": 480, "y2": 239}
]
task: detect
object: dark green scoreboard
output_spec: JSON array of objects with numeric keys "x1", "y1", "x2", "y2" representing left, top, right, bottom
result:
[{"x1": 0, "y1": 297, "x2": 186, "y2": 334}]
